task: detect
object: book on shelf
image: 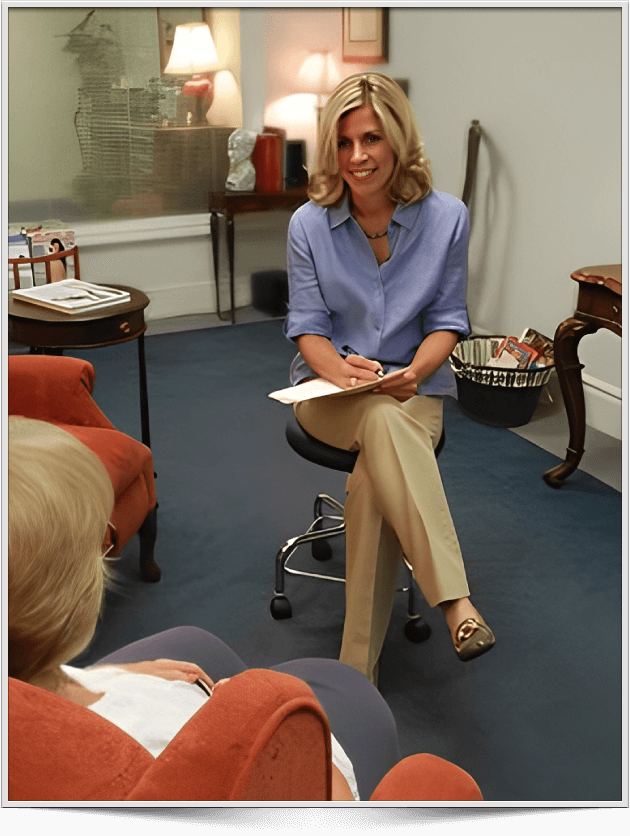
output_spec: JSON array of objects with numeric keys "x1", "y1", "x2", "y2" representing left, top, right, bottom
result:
[{"x1": 10, "y1": 279, "x2": 130, "y2": 315}]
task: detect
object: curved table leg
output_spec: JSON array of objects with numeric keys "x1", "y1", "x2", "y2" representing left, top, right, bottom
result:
[{"x1": 543, "y1": 315, "x2": 598, "y2": 488}]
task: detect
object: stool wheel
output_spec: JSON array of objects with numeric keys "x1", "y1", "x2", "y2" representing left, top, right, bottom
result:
[
  {"x1": 270, "y1": 595, "x2": 293, "y2": 620},
  {"x1": 312, "y1": 538, "x2": 333, "y2": 561},
  {"x1": 404, "y1": 617, "x2": 432, "y2": 643}
]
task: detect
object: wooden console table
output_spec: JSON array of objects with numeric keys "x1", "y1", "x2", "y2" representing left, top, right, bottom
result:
[
  {"x1": 208, "y1": 186, "x2": 309, "y2": 324},
  {"x1": 543, "y1": 264, "x2": 622, "y2": 488}
]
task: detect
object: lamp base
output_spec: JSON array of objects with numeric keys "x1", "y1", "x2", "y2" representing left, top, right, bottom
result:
[{"x1": 182, "y1": 73, "x2": 216, "y2": 126}]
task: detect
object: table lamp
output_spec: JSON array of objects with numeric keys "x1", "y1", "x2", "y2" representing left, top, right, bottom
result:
[
  {"x1": 297, "y1": 50, "x2": 341, "y2": 130},
  {"x1": 164, "y1": 21, "x2": 220, "y2": 125},
  {"x1": 206, "y1": 69, "x2": 242, "y2": 127}
]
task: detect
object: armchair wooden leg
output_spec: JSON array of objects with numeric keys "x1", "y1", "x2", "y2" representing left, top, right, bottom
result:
[
  {"x1": 543, "y1": 316, "x2": 597, "y2": 488},
  {"x1": 138, "y1": 504, "x2": 160, "y2": 582}
]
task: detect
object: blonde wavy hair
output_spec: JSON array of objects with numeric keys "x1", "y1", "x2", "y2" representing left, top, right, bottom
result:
[
  {"x1": 308, "y1": 72, "x2": 432, "y2": 207},
  {"x1": 8, "y1": 417, "x2": 115, "y2": 682}
]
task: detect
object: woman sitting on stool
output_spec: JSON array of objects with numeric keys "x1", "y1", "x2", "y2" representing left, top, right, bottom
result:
[{"x1": 284, "y1": 73, "x2": 495, "y2": 685}]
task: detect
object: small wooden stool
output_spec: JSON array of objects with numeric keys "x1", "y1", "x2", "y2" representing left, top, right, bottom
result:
[{"x1": 543, "y1": 264, "x2": 622, "y2": 487}]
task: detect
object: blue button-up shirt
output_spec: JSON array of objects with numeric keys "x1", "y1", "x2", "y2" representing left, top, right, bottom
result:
[{"x1": 284, "y1": 189, "x2": 471, "y2": 397}]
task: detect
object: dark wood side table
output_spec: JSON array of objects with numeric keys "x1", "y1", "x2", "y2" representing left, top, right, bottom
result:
[
  {"x1": 208, "y1": 186, "x2": 309, "y2": 324},
  {"x1": 8, "y1": 284, "x2": 152, "y2": 449},
  {"x1": 543, "y1": 264, "x2": 622, "y2": 488}
]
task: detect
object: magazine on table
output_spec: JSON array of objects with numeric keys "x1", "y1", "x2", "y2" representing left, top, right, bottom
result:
[{"x1": 11, "y1": 279, "x2": 130, "y2": 314}]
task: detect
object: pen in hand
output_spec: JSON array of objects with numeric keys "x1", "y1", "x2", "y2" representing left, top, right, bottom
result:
[{"x1": 341, "y1": 345, "x2": 385, "y2": 386}]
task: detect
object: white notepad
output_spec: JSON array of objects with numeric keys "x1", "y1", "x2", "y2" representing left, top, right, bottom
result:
[{"x1": 268, "y1": 369, "x2": 406, "y2": 404}]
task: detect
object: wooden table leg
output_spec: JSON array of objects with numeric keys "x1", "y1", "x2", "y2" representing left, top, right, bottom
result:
[
  {"x1": 137, "y1": 333, "x2": 151, "y2": 450},
  {"x1": 210, "y1": 211, "x2": 224, "y2": 321},
  {"x1": 226, "y1": 211, "x2": 235, "y2": 324},
  {"x1": 543, "y1": 315, "x2": 598, "y2": 487}
]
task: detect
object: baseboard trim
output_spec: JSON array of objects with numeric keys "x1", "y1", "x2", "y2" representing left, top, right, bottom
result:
[
  {"x1": 582, "y1": 380, "x2": 622, "y2": 440},
  {"x1": 143, "y1": 279, "x2": 252, "y2": 320}
]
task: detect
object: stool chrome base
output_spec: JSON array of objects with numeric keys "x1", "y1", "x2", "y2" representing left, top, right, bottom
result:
[{"x1": 270, "y1": 493, "x2": 432, "y2": 643}]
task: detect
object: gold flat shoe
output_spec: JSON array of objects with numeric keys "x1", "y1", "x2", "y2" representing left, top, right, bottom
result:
[{"x1": 453, "y1": 618, "x2": 495, "y2": 661}]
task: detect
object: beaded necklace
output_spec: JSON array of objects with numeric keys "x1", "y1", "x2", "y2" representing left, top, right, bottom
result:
[{"x1": 351, "y1": 212, "x2": 389, "y2": 240}]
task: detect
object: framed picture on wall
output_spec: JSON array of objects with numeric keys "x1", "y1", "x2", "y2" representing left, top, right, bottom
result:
[{"x1": 342, "y1": 8, "x2": 389, "y2": 64}]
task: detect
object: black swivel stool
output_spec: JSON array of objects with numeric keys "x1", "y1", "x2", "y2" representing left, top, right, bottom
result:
[{"x1": 270, "y1": 413, "x2": 446, "y2": 644}]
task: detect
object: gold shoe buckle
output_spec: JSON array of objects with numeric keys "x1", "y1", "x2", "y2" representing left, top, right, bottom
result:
[{"x1": 456, "y1": 618, "x2": 480, "y2": 644}]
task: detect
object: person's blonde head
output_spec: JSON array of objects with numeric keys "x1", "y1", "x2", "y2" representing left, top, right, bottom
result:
[
  {"x1": 308, "y1": 72, "x2": 432, "y2": 207},
  {"x1": 8, "y1": 417, "x2": 115, "y2": 682}
]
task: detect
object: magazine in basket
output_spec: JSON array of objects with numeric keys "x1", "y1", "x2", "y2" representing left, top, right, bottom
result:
[{"x1": 11, "y1": 279, "x2": 130, "y2": 314}]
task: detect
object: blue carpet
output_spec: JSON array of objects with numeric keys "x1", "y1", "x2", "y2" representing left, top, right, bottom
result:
[{"x1": 65, "y1": 320, "x2": 622, "y2": 802}]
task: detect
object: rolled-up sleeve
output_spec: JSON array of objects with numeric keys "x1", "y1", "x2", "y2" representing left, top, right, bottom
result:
[
  {"x1": 421, "y1": 202, "x2": 471, "y2": 337},
  {"x1": 284, "y1": 211, "x2": 332, "y2": 341}
]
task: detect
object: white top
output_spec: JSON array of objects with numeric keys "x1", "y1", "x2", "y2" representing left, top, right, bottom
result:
[{"x1": 62, "y1": 665, "x2": 359, "y2": 800}]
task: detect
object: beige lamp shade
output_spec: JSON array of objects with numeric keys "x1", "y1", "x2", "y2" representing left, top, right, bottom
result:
[
  {"x1": 297, "y1": 51, "x2": 341, "y2": 95},
  {"x1": 164, "y1": 22, "x2": 220, "y2": 74},
  {"x1": 206, "y1": 70, "x2": 242, "y2": 127}
]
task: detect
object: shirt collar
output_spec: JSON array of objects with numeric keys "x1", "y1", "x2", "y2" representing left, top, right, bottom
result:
[
  {"x1": 328, "y1": 197, "x2": 352, "y2": 229},
  {"x1": 327, "y1": 194, "x2": 423, "y2": 231}
]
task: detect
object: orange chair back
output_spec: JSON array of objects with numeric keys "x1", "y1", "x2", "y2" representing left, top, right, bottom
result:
[{"x1": 8, "y1": 670, "x2": 332, "y2": 802}]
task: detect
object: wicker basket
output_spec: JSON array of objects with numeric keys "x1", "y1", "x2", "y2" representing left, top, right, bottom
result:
[{"x1": 450, "y1": 336, "x2": 555, "y2": 427}]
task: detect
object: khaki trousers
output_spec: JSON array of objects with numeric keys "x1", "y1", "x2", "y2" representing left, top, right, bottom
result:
[{"x1": 294, "y1": 393, "x2": 470, "y2": 683}]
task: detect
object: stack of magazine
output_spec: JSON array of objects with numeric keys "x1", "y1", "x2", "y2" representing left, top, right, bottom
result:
[
  {"x1": 11, "y1": 279, "x2": 130, "y2": 314},
  {"x1": 485, "y1": 328, "x2": 554, "y2": 370}
]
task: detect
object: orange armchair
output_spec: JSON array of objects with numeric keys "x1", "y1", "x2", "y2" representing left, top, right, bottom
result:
[
  {"x1": 8, "y1": 354, "x2": 160, "y2": 582},
  {"x1": 8, "y1": 670, "x2": 483, "y2": 801}
]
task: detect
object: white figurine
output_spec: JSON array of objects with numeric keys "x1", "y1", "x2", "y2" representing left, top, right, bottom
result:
[{"x1": 225, "y1": 129, "x2": 257, "y2": 191}]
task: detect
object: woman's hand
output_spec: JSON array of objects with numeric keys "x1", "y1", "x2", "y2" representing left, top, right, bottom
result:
[
  {"x1": 99, "y1": 659, "x2": 216, "y2": 692},
  {"x1": 341, "y1": 353, "x2": 383, "y2": 388},
  {"x1": 373, "y1": 331, "x2": 460, "y2": 402},
  {"x1": 374, "y1": 367, "x2": 420, "y2": 402},
  {"x1": 295, "y1": 335, "x2": 381, "y2": 390}
]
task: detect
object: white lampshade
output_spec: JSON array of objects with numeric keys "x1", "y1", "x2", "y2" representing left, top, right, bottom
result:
[
  {"x1": 164, "y1": 22, "x2": 220, "y2": 75},
  {"x1": 206, "y1": 70, "x2": 243, "y2": 127},
  {"x1": 297, "y1": 51, "x2": 340, "y2": 95}
]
